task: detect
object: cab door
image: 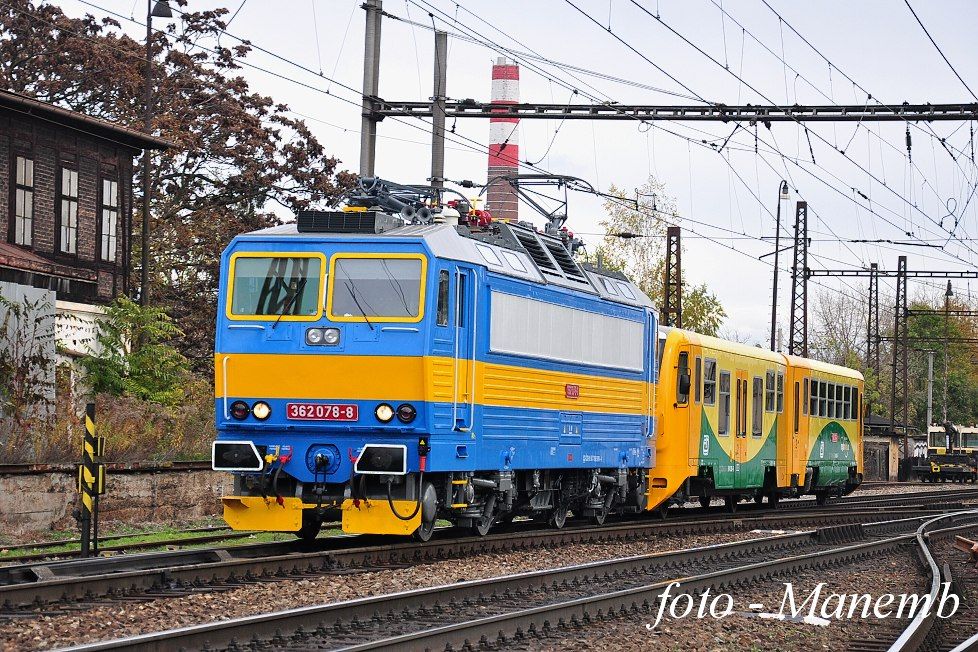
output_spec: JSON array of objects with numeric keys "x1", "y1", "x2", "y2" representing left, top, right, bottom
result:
[{"x1": 452, "y1": 266, "x2": 477, "y2": 432}]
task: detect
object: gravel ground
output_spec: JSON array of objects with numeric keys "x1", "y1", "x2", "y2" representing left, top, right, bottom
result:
[
  {"x1": 849, "y1": 482, "x2": 978, "y2": 497},
  {"x1": 532, "y1": 548, "x2": 929, "y2": 652},
  {"x1": 0, "y1": 530, "x2": 778, "y2": 651}
]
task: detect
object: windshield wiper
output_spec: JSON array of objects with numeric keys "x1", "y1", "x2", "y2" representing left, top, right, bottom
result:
[
  {"x1": 272, "y1": 278, "x2": 307, "y2": 329},
  {"x1": 344, "y1": 280, "x2": 374, "y2": 331}
]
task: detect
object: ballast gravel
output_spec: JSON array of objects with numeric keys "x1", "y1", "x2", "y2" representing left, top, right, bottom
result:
[
  {"x1": 0, "y1": 530, "x2": 768, "y2": 651},
  {"x1": 531, "y1": 548, "x2": 929, "y2": 652}
]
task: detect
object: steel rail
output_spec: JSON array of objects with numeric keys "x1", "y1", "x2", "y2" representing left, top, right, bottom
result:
[
  {"x1": 888, "y1": 514, "x2": 978, "y2": 651},
  {"x1": 0, "y1": 507, "x2": 946, "y2": 610},
  {"x1": 58, "y1": 513, "x2": 978, "y2": 652}
]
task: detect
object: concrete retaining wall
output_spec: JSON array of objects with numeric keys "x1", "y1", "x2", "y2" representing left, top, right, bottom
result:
[{"x1": 0, "y1": 466, "x2": 233, "y2": 538}]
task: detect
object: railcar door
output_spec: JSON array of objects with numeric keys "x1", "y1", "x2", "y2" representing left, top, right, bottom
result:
[
  {"x1": 452, "y1": 266, "x2": 477, "y2": 432},
  {"x1": 734, "y1": 369, "x2": 748, "y2": 485}
]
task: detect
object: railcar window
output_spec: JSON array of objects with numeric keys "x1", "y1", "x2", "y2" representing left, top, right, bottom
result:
[
  {"x1": 835, "y1": 385, "x2": 844, "y2": 419},
  {"x1": 694, "y1": 357, "x2": 702, "y2": 403},
  {"x1": 853, "y1": 387, "x2": 860, "y2": 421},
  {"x1": 718, "y1": 371, "x2": 731, "y2": 435},
  {"x1": 752, "y1": 377, "x2": 763, "y2": 437},
  {"x1": 677, "y1": 352, "x2": 690, "y2": 405},
  {"x1": 330, "y1": 257, "x2": 424, "y2": 320},
  {"x1": 776, "y1": 372, "x2": 784, "y2": 412},
  {"x1": 765, "y1": 371, "x2": 775, "y2": 412},
  {"x1": 230, "y1": 256, "x2": 322, "y2": 317},
  {"x1": 843, "y1": 386, "x2": 851, "y2": 420},
  {"x1": 809, "y1": 379, "x2": 817, "y2": 415},
  {"x1": 436, "y1": 270, "x2": 450, "y2": 326},
  {"x1": 703, "y1": 358, "x2": 717, "y2": 405},
  {"x1": 819, "y1": 381, "x2": 828, "y2": 418},
  {"x1": 803, "y1": 378, "x2": 810, "y2": 415}
]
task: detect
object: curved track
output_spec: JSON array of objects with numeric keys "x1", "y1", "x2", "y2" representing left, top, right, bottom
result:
[{"x1": 51, "y1": 511, "x2": 978, "y2": 651}]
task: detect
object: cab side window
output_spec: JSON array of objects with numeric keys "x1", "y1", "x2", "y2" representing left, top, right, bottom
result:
[
  {"x1": 694, "y1": 356, "x2": 702, "y2": 404},
  {"x1": 677, "y1": 351, "x2": 690, "y2": 405},
  {"x1": 436, "y1": 270, "x2": 450, "y2": 326}
]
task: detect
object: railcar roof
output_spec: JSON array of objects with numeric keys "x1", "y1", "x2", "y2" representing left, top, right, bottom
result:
[
  {"x1": 237, "y1": 221, "x2": 655, "y2": 310},
  {"x1": 782, "y1": 354, "x2": 865, "y2": 380},
  {"x1": 665, "y1": 328, "x2": 787, "y2": 364}
]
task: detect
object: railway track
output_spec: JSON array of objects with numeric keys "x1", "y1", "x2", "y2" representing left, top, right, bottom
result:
[
  {"x1": 0, "y1": 504, "x2": 950, "y2": 614},
  {"x1": 52, "y1": 511, "x2": 978, "y2": 651},
  {"x1": 0, "y1": 527, "x2": 259, "y2": 564}
]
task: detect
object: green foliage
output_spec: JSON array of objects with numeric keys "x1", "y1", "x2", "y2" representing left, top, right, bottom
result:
[
  {"x1": 80, "y1": 297, "x2": 189, "y2": 406},
  {"x1": 591, "y1": 177, "x2": 726, "y2": 336}
]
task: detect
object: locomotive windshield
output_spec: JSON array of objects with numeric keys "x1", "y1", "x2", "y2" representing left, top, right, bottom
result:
[
  {"x1": 230, "y1": 255, "x2": 322, "y2": 317},
  {"x1": 328, "y1": 256, "x2": 424, "y2": 321}
]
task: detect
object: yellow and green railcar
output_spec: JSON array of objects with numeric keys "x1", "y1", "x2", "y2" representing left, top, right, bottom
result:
[{"x1": 648, "y1": 328, "x2": 863, "y2": 512}]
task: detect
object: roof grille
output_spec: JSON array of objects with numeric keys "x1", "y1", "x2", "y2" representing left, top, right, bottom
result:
[
  {"x1": 296, "y1": 210, "x2": 402, "y2": 234},
  {"x1": 543, "y1": 240, "x2": 587, "y2": 281},
  {"x1": 512, "y1": 229, "x2": 558, "y2": 272}
]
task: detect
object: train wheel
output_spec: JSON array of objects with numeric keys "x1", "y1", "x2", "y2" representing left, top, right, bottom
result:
[
  {"x1": 698, "y1": 496, "x2": 711, "y2": 509},
  {"x1": 472, "y1": 515, "x2": 494, "y2": 537},
  {"x1": 590, "y1": 507, "x2": 609, "y2": 526},
  {"x1": 414, "y1": 518, "x2": 436, "y2": 542},
  {"x1": 551, "y1": 506, "x2": 569, "y2": 529},
  {"x1": 724, "y1": 496, "x2": 738, "y2": 513},
  {"x1": 295, "y1": 511, "x2": 322, "y2": 542}
]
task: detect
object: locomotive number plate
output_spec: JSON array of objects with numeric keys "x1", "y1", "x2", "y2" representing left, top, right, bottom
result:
[{"x1": 286, "y1": 403, "x2": 358, "y2": 421}]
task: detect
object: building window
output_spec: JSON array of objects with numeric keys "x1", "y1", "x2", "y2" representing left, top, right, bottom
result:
[
  {"x1": 11, "y1": 155, "x2": 34, "y2": 246},
  {"x1": 100, "y1": 178, "x2": 119, "y2": 262},
  {"x1": 58, "y1": 167, "x2": 79, "y2": 254}
]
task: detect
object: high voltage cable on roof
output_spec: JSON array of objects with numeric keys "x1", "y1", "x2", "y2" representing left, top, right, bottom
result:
[
  {"x1": 408, "y1": 0, "x2": 978, "y2": 268},
  {"x1": 903, "y1": 0, "x2": 978, "y2": 104},
  {"x1": 621, "y1": 0, "x2": 978, "y2": 264},
  {"x1": 61, "y1": 0, "x2": 822, "y2": 283}
]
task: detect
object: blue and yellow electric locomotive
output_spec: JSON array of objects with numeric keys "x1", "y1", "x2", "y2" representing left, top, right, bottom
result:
[{"x1": 212, "y1": 179, "x2": 657, "y2": 540}]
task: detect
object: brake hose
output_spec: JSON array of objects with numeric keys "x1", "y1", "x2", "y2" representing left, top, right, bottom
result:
[{"x1": 387, "y1": 472, "x2": 424, "y2": 520}]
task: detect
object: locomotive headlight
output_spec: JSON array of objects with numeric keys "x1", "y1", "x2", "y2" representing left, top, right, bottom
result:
[
  {"x1": 323, "y1": 328, "x2": 340, "y2": 345},
  {"x1": 375, "y1": 403, "x2": 395, "y2": 423},
  {"x1": 252, "y1": 401, "x2": 271, "y2": 421},
  {"x1": 230, "y1": 400, "x2": 250, "y2": 420},
  {"x1": 305, "y1": 328, "x2": 324, "y2": 345},
  {"x1": 396, "y1": 403, "x2": 417, "y2": 423}
]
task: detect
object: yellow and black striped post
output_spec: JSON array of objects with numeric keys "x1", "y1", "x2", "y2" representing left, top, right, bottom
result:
[{"x1": 77, "y1": 403, "x2": 105, "y2": 556}]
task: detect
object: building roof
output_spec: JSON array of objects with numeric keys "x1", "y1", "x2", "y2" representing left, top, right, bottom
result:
[
  {"x1": 0, "y1": 242, "x2": 96, "y2": 282},
  {"x1": 0, "y1": 89, "x2": 172, "y2": 151}
]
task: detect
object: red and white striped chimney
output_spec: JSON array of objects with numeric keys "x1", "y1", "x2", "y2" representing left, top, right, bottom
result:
[{"x1": 487, "y1": 57, "x2": 519, "y2": 222}]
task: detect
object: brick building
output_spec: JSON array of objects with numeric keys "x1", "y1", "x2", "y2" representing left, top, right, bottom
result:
[
  {"x1": 0, "y1": 90, "x2": 170, "y2": 406},
  {"x1": 0, "y1": 89, "x2": 169, "y2": 302}
]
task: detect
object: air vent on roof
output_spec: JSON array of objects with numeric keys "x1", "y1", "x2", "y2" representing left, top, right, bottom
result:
[
  {"x1": 542, "y1": 239, "x2": 587, "y2": 281},
  {"x1": 297, "y1": 210, "x2": 403, "y2": 234},
  {"x1": 512, "y1": 229, "x2": 558, "y2": 272}
]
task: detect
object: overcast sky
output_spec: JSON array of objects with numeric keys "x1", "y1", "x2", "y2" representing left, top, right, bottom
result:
[{"x1": 62, "y1": 0, "x2": 978, "y2": 343}]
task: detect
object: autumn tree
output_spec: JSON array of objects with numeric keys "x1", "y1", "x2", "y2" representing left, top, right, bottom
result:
[
  {"x1": 0, "y1": 1, "x2": 355, "y2": 370},
  {"x1": 591, "y1": 178, "x2": 726, "y2": 335}
]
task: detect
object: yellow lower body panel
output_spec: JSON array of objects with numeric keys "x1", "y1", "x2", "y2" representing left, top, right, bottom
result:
[
  {"x1": 222, "y1": 495, "x2": 305, "y2": 532},
  {"x1": 341, "y1": 498, "x2": 420, "y2": 536}
]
